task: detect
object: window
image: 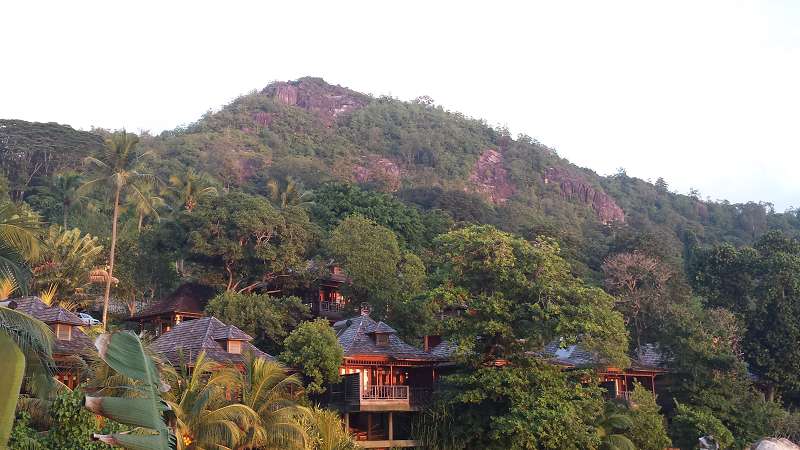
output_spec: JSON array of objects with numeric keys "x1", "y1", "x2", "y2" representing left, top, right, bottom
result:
[
  {"x1": 375, "y1": 333, "x2": 389, "y2": 347},
  {"x1": 227, "y1": 340, "x2": 242, "y2": 354},
  {"x1": 55, "y1": 324, "x2": 72, "y2": 341}
]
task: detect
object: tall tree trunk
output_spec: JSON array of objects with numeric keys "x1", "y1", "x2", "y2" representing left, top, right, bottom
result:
[
  {"x1": 63, "y1": 203, "x2": 68, "y2": 228},
  {"x1": 138, "y1": 211, "x2": 144, "y2": 232},
  {"x1": 101, "y1": 187, "x2": 121, "y2": 331},
  {"x1": 0, "y1": 333, "x2": 25, "y2": 447}
]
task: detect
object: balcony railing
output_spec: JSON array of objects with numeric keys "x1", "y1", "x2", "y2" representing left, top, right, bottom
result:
[
  {"x1": 319, "y1": 301, "x2": 345, "y2": 312},
  {"x1": 362, "y1": 384, "x2": 409, "y2": 400},
  {"x1": 617, "y1": 391, "x2": 632, "y2": 401}
]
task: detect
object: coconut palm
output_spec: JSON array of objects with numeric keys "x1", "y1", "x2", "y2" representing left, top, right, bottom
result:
[
  {"x1": 164, "y1": 352, "x2": 259, "y2": 449},
  {"x1": 34, "y1": 171, "x2": 85, "y2": 228},
  {"x1": 82, "y1": 131, "x2": 153, "y2": 329},
  {"x1": 299, "y1": 406, "x2": 358, "y2": 450},
  {"x1": 266, "y1": 177, "x2": 313, "y2": 210},
  {"x1": 169, "y1": 168, "x2": 218, "y2": 213},
  {"x1": 237, "y1": 355, "x2": 307, "y2": 449},
  {"x1": 129, "y1": 183, "x2": 166, "y2": 231},
  {"x1": 0, "y1": 202, "x2": 41, "y2": 284}
]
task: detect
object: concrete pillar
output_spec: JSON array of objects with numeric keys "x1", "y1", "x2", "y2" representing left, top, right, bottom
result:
[{"x1": 389, "y1": 412, "x2": 394, "y2": 441}]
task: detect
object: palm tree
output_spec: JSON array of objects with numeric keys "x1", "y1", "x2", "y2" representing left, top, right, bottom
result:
[
  {"x1": 163, "y1": 352, "x2": 259, "y2": 449},
  {"x1": 299, "y1": 407, "x2": 357, "y2": 450},
  {"x1": 169, "y1": 168, "x2": 217, "y2": 213},
  {"x1": 0, "y1": 202, "x2": 41, "y2": 284},
  {"x1": 35, "y1": 172, "x2": 84, "y2": 228},
  {"x1": 237, "y1": 355, "x2": 307, "y2": 449},
  {"x1": 129, "y1": 183, "x2": 165, "y2": 231},
  {"x1": 266, "y1": 177, "x2": 313, "y2": 209},
  {"x1": 83, "y1": 131, "x2": 152, "y2": 330}
]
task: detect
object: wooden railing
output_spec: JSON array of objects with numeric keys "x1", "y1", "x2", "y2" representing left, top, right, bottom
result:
[
  {"x1": 362, "y1": 385, "x2": 409, "y2": 400},
  {"x1": 319, "y1": 301, "x2": 345, "y2": 312},
  {"x1": 617, "y1": 391, "x2": 632, "y2": 401}
]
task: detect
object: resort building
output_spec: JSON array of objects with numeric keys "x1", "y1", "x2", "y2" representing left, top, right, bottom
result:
[
  {"x1": 149, "y1": 316, "x2": 271, "y2": 367},
  {"x1": 11, "y1": 296, "x2": 94, "y2": 389},
  {"x1": 326, "y1": 310, "x2": 453, "y2": 449},
  {"x1": 130, "y1": 283, "x2": 215, "y2": 336}
]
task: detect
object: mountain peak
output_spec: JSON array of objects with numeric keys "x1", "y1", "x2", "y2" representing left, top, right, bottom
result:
[{"x1": 261, "y1": 77, "x2": 369, "y2": 126}]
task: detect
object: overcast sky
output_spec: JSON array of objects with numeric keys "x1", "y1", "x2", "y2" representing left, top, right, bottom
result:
[{"x1": 2, "y1": 1, "x2": 798, "y2": 210}]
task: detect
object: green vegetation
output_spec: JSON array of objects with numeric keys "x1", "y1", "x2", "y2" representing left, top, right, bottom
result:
[
  {"x1": 279, "y1": 318, "x2": 343, "y2": 394},
  {"x1": 4, "y1": 77, "x2": 800, "y2": 448}
]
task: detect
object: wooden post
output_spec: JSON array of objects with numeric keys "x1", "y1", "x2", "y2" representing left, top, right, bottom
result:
[
  {"x1": 389, "y1": 412, "x2": 394, "y2": 441},
  {"x1": 367, "y1": 413, "x2": 372, "y2": 441},
  {"x1": 344, "y1": 412, "x2": 349, "y2": 431}
]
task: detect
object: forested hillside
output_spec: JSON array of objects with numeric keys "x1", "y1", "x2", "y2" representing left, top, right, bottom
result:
[
  {"x1": 3, "y1": 77, "x2": 800, "y2": 448},
  {"x1": 3, "y1": 77, "x2": 797, "y2": 279}
]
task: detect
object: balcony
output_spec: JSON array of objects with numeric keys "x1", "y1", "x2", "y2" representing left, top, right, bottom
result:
[{"x1": 334, "y1": 374, "x2": 431, "y2": 412}]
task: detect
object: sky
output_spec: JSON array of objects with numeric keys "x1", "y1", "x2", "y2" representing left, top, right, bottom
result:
[{"x1": 2, "y1": 1, "x2": 799, "y2": 210}]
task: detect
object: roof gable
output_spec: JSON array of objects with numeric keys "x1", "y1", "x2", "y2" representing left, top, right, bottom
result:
[
  {"x1": 335, "y1": 314, "x2": 448, "y2": 361},
  {"x1": 12, "y1": 296, "x2": 85, "y2": 326}
]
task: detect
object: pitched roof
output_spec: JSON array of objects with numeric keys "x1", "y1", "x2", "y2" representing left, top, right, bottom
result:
[
  {"x1": 131, "y1": 283, "x2": 216, "y2": 320},
  {"x1": 149, "y1": 316, "x2": 272, "y2": 366},
  {"x1": 10, "y1": 297, "x2": 94, "y2": 355},
  {"x1": 12, "y1": 296, "x2": 85, "y2": 326},
  {"x1": 333, "y1": 314, "x2": 448, "y2": 362},
  {"x1": 543, "y1": 340, "x2": 667, "y2": 371}
]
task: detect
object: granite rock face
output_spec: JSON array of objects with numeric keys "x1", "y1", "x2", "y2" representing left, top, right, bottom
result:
[
  {"x1": 262, "y1": 77, "x2": 369, "y2": 126},
  {"x1": 353, "y1": 156, "x2": 403, "y2": 192},
  {"x1": 750, "y1": 438, "x2": 800, "y2": 450},
  {"x1": 468, "y1": 149, "x2": 515, "y2": 204},
  {"x1": 544, "y1": 167, "x2": 625, "y2": 224}
]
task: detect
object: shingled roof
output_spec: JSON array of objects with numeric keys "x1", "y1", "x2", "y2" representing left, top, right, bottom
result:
[
  {"x1": 11, "y1": 296, "x2": 94, "y2": 355},
  {"x1": 543, "y1": 340, "x2": 667, "y2": 371},
  {"x1": 131, "y1": 283, "x2": 216, "y2": 320},
  {"x1": 149, "y1": 316, "x2": 272, "y2": 366},
  {"x1": 13, "y1": 296, "x2": 85, "y2": 326},
  {"x1": 333, "y1": 314, "x2": 450, "y2": 362}
]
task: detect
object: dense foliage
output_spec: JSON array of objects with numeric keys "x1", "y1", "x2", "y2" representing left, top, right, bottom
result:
[{"x1": 279, "y1": 318, "x2": 344, "y2": 394}]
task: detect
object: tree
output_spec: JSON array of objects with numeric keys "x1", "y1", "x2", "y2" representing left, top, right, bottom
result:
[
  {"x1": 129, "y1": 183, "x2": 165, "y2": 232},
  {"x1": 30, "y1": 226, "x2": 103, "y2": 307},
  {"x1": 602, "y1": 251, "x2": 672, "y2": 350},
  {"x1": 204, "y1": 292, "x2": 310, "y2": 354},
  {"x1": 326, "y1": 215, "x2": 426, "y2": 319},
  {"x1": 626, "y1": 383, "x2": 671, "y2": 450},
  {"x1": 32, "y1": 171, "x2": 84, "y2": 228},
  {"x1": 237, "y1": 355, "x2": 306, "y2": 449},
  {"x1": 595, "y1": 409, "x2": 635, "y2": 450},
  {"x1": 83, "y1": 131, "x2": 153, "y2": 329},
  {"x1": 417, "y1": 358, "x2": 604, "y2": 450},
  {"x1": 279, "y1": 319, "x2": 343, "y2": 395},
  {"x1": 691, "y1": 231, "x2": 800, "y2": 401},
  {"x1": 266, "y1": 176, "x2": 313, "y2": 209},
  {"x1": 299, "y1": 406, "x2": 358, "y2": 450},
  {"x1": 670, "y1": 403, "x2": 734, "y2": 450},
  {"x1": 183, "y1": 192, "x2": 313, "y2": 292},
  {"x1": 0, "y1": 202, "x2": 41, "y2": 284},
  {"x1": 164, "y1": 352, "x2": 258, "y2": 449},
  {"x1": 168, "y1": 168, "x2": 217, "y2": 212},
  {"x1": 429, "y1": 225, "x2": 628, "y2": 366}
]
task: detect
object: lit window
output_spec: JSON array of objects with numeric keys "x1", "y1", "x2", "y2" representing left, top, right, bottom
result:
[
  {"x1": 227, "y1": 340, "x2": 242, "y2": 354},
  {"x1": 55, "y1": 324, "x2": 72, "y2": 341}
]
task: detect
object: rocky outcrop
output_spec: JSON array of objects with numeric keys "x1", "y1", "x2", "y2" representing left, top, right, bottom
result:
[
  {"x1": 353, "y1": 156, "x2": 403, "y2": 192},
  {"x1": 544, "y1": 167, "x2": 625, "y2": 224},
  {"x1": 262, "y1": 77, "x2": 369, "y2": 126},
  {"x1": 468, "y1": 149, "x2": 514, "y2": 204},
  {"x1": 751, "y1": 438, "x2": 800, "y2": 450}
]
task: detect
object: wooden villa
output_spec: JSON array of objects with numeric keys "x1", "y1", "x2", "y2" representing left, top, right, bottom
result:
[
  {"x1": 327, "y1": 310, "x2": 453, "y2": 449},
  {"x1": 130, "y1": 283, "x2": 215, "y2": 336},
  {"x1": 303, "y1": 262, "x2": 349, "y2": 321},
  {"x1": 544, "y1": 341, "x2": 667, "y2": 400},
  {"x1": 11, "y1": 297, "x2": 94, "y2": 389}
]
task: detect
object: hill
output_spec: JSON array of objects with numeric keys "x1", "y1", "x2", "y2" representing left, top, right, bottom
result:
[{"x1": 2, "y1": 76, "x2": 798, "y2": 280}]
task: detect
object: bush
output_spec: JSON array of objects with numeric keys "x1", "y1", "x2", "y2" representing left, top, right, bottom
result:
[
  {"x1": 279, "y1": 319, "x2": 343, "y2": 394},
  {"x1": 670, "y1": 403, "x2": 734, "y2": 450},
  {"x1": 627, "y1": 383, "x2": 672, "y2": 450}
]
